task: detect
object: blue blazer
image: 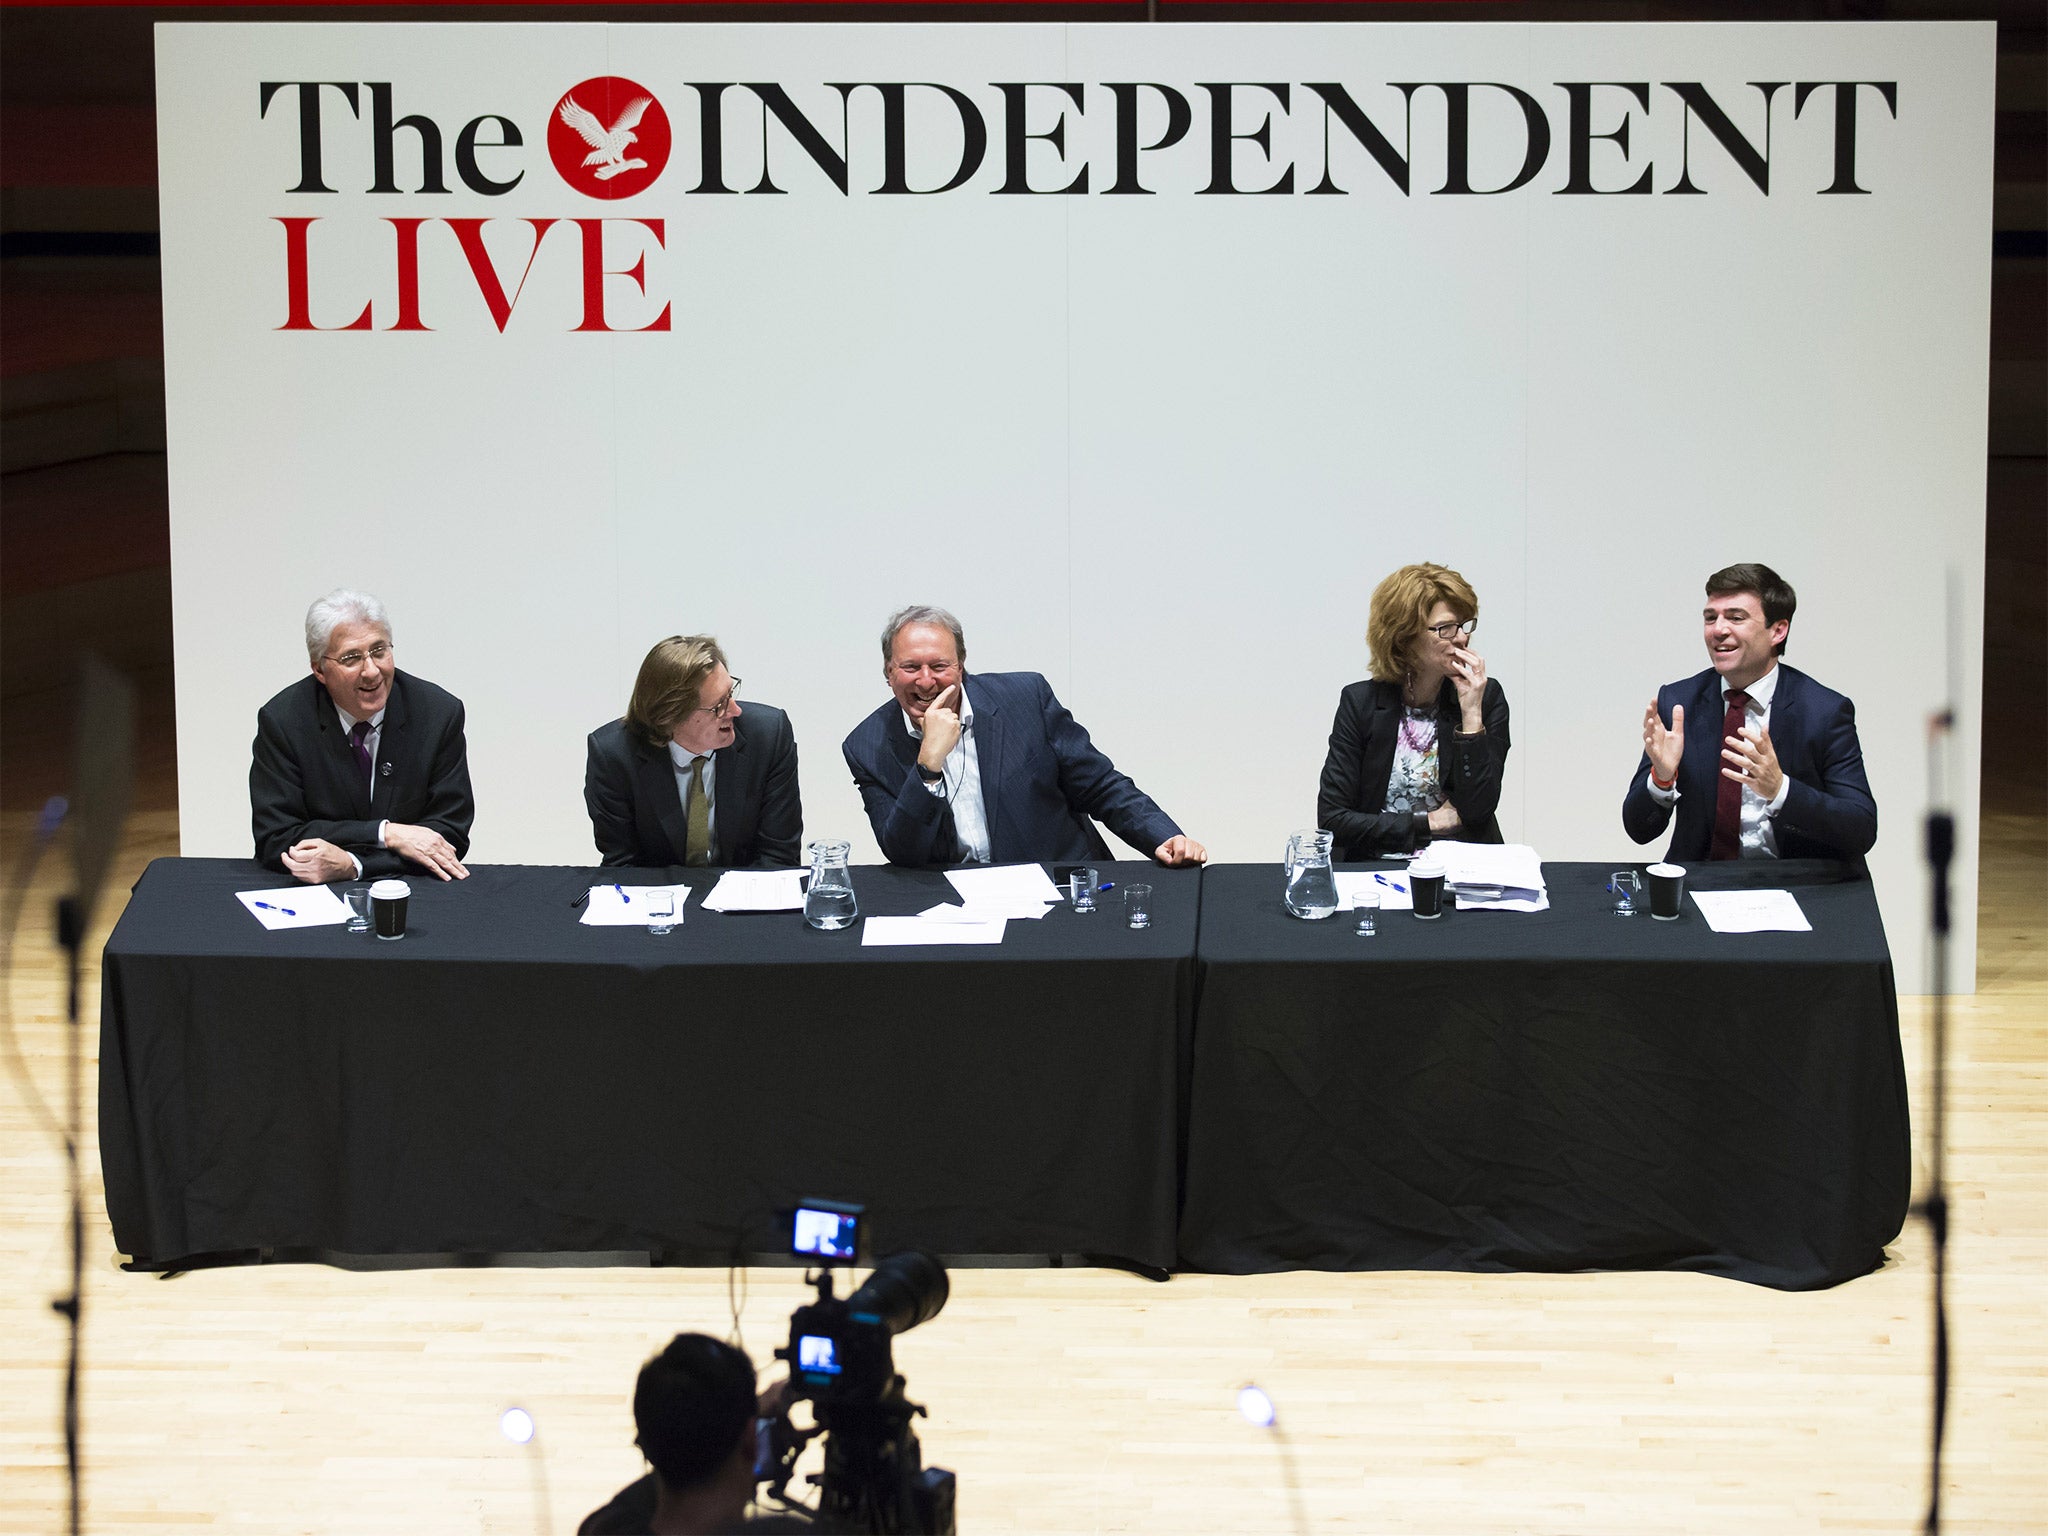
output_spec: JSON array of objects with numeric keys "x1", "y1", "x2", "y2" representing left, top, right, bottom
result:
[
  {"x1": 1622, "y1": 664, "x2": 1877, "y2": 871},
  {"x1": 841, "y1": 671, "x2": 1183, "y2": 868}
]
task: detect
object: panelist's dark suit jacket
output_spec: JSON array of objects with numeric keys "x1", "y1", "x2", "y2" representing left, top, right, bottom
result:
[
  {"x1": 1623, "y1": 663, "x2": 1877, "y2": 872},
  {"x1": 842, "y1": 671, "x2": 1182, "y2": 868},
  {"x1": 1317, "y1": 676, "x2": 1512, "y2": 860},
  {"x1": 250, "y1": 670, "x2": 474, "y2": 877},
  {"x1": 584, "y1": 706, "x2": 802, "y2": 868}
]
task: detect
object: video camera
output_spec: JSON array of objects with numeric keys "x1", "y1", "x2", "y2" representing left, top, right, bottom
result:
[{"x1": 759, "y1": 1200, "x2": 956, "y2": 1535}]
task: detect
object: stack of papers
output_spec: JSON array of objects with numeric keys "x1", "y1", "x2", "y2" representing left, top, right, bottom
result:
[
  {"x1": 1689, "y1": 889, "x2": 1812, "y2": 933},
  {"x1": 701, "y1": 869, "x2": 807, "y2": 912},
  {"x1": 1434, "y1": 842, "x2": 1549, "y2": 913},
  {"x1": 580, "y1": 884, "x2": 692, "y2": 926},
  {"x1": 236, "y1": 885, "x2": 351, "y2": 930},
  {"x1": 859, "y1": 864, "x2": 1065, "y2": 947}
]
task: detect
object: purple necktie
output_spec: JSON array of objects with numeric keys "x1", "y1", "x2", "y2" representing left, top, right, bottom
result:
[{"x1": 349, "y1": 719, "x2": 374, "y2": 790}]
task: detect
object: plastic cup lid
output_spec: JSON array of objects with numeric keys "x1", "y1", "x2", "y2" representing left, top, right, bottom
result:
[
  {"x1": 1647, "y1": 863, "x2": 1686, "y2": 878},
  {"x1": 369, "y1": 879, "x2": 411, "y2": 898}
]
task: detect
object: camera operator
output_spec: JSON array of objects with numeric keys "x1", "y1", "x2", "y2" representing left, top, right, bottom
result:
[{"x1": 580, "y1": 1334, "x2": 808, "y2": 1536}]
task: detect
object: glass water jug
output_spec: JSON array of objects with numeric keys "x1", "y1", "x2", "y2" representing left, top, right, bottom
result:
[
  {"x1": 1283, "y1": 829, "x2": 1340, "y2": 920},
  {"x1": 803, "y1": 841, "x2": 859, "y2": 931}
]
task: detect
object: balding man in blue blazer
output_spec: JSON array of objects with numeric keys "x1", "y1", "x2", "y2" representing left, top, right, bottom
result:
[{"x1": 843, "y1": 605, "x2": 1206, "y2": 869}]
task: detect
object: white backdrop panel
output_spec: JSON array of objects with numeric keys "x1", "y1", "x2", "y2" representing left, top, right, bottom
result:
[{"x1": 157, "y1": 21, "x2": 1992, "y2": 991}]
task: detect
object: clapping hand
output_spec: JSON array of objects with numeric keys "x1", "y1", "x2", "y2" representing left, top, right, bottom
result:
[
  {"x1": 1720, "y1": 722, "x2": 1785, "y2": 802},
  {"x1": 1642, "y1": 700, "x2": 1685, "y2": 785}
]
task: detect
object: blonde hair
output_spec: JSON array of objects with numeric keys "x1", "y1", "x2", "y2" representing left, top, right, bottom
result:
[
  {"x1": 1365, "y1": 564, "x2": 1479, "y2": 683},
  {"x1": 626, "y1": 636, "x2": 728, "y2": 746}
]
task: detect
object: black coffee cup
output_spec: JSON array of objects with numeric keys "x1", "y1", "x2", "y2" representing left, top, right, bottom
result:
[
  {"x1": 1646, "y1": 863, "x2": 1686, "y2": 921},
  {"x1": 369, "y1": 878, "x2": 411, "y2": 940},
  {"x1": 1411, "y1": 857, "x2": 1446, "y2": 920}
]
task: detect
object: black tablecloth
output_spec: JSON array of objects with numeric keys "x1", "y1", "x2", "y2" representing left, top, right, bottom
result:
[
  {"x1": 1178, "y1": 861, "x2": 1912, "y2": 1288},
  {"x1": 100, "y1": 859, "x2": 1197, "y2": 1269}
]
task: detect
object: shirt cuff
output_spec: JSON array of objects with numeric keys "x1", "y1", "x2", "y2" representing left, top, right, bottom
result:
[
  {"x1": 377, "y1": 820, "x2": 389, "y2": 846},
  {"x1": 923, "y1": 777, "x2": 946, "y2": 797},
  {"x1": 348, "y1": 852, "x2": 364, "y2": 879},
  {"x1": 1765, "y1": 776, "x2": 1791, "y2": 815},
  {"x1": 1646, "y1": 776, "x2": 1680, "y2": 806}
]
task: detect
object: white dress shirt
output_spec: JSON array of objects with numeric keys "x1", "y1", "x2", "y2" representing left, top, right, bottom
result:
[
  {"x1": 905, "y1": 691, "x2": 991, "y2": 865},
  {"x1": 1646, "y1": 661, "x2": 1790, "y2": 856},
  {"x1": 667, "y1": 739, "x2": 719, "y2": 862},
  {"x1": 333, "y1": 702, "x2": 389, "y2": 877}
]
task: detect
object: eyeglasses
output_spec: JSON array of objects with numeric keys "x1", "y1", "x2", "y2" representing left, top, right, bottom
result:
[
  {"x1": 1425, "y1": 619, "x2": 1477, "y2": 640},
  {"x1": 323, "y1": 642, "x2": 393, "y2": 670},
  {"x1": 694, "y1": 678, "x2": 741, "y2": 718}
]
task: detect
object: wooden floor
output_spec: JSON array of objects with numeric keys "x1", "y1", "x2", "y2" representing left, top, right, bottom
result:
[{"x1": 1, "y1": 805, "x2": 2042, "y2": 1534}]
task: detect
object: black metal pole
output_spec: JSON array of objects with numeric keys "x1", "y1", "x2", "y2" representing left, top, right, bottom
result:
[{"x1": 54, "y1": 894, "x2": 86, "y2": 1536}]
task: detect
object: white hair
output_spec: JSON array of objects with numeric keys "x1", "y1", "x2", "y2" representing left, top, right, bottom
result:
[{"x1": 304, "y1": 589, "x2": 392, "y2": 665}]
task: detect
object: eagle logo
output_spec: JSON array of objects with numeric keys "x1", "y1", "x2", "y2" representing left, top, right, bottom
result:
[
  {"x1": 558, "y1": 94, "x2": 653, "y2": 181},
  {"x1": 546, "y1": 78, "x2": 671, "y2": 198}
]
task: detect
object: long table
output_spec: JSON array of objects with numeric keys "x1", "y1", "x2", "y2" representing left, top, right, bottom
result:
[
  {"x1": 99, "y1": 858, "x2": 1909, "y2": 1288},
  {"x1": 1178, "y1": 861, "x2": 1912, "y2": 1289},
  {"x1": 99, "y1": 858, "x2": 1198, "y2": 1271}
]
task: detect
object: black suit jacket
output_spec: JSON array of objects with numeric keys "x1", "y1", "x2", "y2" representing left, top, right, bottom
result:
[
  {"x1": 584, "y1": 706, "x2": 802, "y2": 869},
  {"x1": 1622, "y1": 663, "x2": 1877, "y2": 871},
  {"x1": 841, "y1": 671, "x2": 1182, "y2": 868},
  {"x1": 1317, "y1": 677, "x2": 1512, "y2": 860},
  {"x1": 250, "y1": 670, "x2": 474, "y2": 877}
]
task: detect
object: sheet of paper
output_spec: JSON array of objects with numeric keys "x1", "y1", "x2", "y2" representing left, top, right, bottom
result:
[
  {"x1": 700, "y1": 869, "x2": 807, "y2": 912},
  {"x1": 1689, "y1": 889, "x2": 1813, "y2": 934},
  {"x1": 236, "y1": 884, "x2": 351, "y2": 930},
  {"x1": 1433, "y1": 841, "x2": 1546, "y2": 893},
  {"x1": 1335, "y1": 871, "x2": 1413, "y2": 912},
  {"x1": 580, "y1": 884, "x2": 693, "y2": 927},
  {"x1": 861, "y1": 916, "x2": 1008, "y2": 946},
  {"x1": 945, "y1": 863, "x2": 1065, "y2": 907},
  {"x1": 1456, "y1": 890, "x2": 1551, "y2": 913},
  {"x1": 916, "y1": 901, "x2": 1055, "y2": 923}
]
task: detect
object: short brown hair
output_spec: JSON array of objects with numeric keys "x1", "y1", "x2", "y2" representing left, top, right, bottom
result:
[
  {"x1": 1706, "y1": 563, "x2": 1796, "y2": 656},
  {"x1": 1366, "y1": 563, "x2": 1479, "y2": 682},
  {"x1": 625, "y1": 636, "x2": 728, "y2": 746}
]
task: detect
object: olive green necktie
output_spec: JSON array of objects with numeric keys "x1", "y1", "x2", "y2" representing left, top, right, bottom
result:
[{"x1": 684, "y1": 756, "x2": 711, "y2": 867}]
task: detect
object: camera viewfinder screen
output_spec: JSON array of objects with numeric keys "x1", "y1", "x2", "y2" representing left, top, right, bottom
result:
[
  {"x1": 793, "y1": 1207, "x2": 858, "y2": 1261},
  {"x1": 797, "y1": 1335, "x2": 841, "y2": 1375}
]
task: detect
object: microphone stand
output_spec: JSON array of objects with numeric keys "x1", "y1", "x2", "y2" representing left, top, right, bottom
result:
[
  {"x1": 1920, "y1": 719, "x2": 1954, "y2": 1536},
  {"x1": 53, "y1": 893, "x2": 86, "y2": 1536}
]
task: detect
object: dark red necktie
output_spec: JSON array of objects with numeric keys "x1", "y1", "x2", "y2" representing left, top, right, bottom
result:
[
  {"x1": 348, "y1": 720, "x2": 374, "y2": 789},
  {"x1": 1710, "y1": 690, "x2": 1751, "y2": 860}
]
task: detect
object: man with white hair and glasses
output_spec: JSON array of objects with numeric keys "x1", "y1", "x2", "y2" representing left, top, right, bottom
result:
[{"x1": 251, "y1": 588, "x2": 475, "y2": 883}]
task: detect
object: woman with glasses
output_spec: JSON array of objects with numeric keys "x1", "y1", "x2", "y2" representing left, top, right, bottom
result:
[{"x1": 1317, "y1": 562, "x2": 1511, "y2": 858}]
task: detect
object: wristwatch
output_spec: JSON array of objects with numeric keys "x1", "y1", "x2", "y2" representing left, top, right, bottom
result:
[{"x1": 917, "y1": 762, "x2": 945, "y2": 783}]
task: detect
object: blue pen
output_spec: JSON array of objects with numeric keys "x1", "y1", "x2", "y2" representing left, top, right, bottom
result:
[
  {"x1": 1373, "y1": 873, "x2": 1400, "y2": 890},
  {"x1": 253, "y1": 900, "x2": 297, "y2": 917},
  {"x1": 1097, "y1": 881, "x2": 1116, "y2": 893},
  {"x1": 614, "y1": 883, "x2": 629, "y2": 903}
]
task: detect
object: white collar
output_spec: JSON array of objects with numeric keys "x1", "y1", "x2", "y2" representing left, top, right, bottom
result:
[
  {"x1": 1722, "y1": 662, "x2": 1780, "y2": 709},
  {"x1": 902, "y1": 682, "x2": 973, "y2": 740},
  {"x1": 667, "y1": 738, "x2": 715, "y2": 769}
]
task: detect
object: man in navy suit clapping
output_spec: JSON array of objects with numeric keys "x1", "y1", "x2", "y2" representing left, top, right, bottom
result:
[{"x1": 1624, "y1": 563, "x2": 1877, "y2": 872}]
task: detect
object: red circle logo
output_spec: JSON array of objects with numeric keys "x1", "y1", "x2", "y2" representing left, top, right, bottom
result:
[{"x1": 548, "y1": 78, "x2": 671, "y2": 199}]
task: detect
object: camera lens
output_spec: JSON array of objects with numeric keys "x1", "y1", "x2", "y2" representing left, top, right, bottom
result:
[{"x1": 844, "y1": 1251, "x2": 948, "y2": 1337}]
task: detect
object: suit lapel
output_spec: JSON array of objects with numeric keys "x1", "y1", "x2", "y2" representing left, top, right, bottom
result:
[
  {"x1": 1361, "y1": 684, "x2": 1400, "y2": 809},
  {"x1": 715, "y1": 724, "x2": 753, "y2": 861},
  {"x1": 313, "y1": 677, "x2": 374, "y2": 819},
  {"x1": 1767, "y1": 666, "x2": 1805, "y2": 777},
  {"x1": 965, "y1": 677, "x2": 1004, "y2": 848},
  {"x1": 638, "y1": 737, "x2": 691, "y2": 866},
  {"x1": 368, "y1": 674, "x2": 411, "y2": 817}
]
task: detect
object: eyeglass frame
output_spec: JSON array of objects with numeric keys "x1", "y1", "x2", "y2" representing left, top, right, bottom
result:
[
  {"x1": 693, "y1": 677, "x2": 742, "y2": 719},
  {"x1": 322, "y1": 641, "x2": 394, "y2": 671},
  {"x1": 1424, "y1": 618, "x2": 1478, "y2": 640}
]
